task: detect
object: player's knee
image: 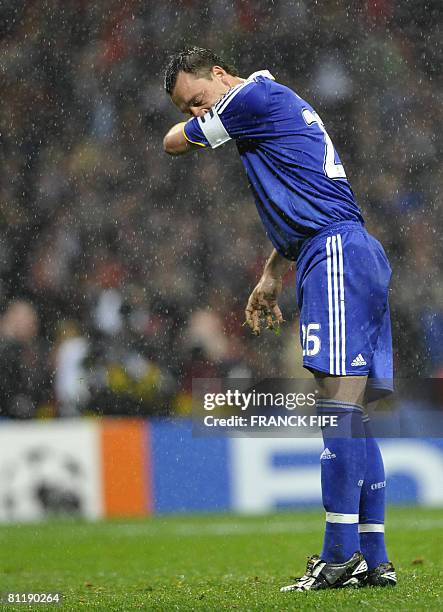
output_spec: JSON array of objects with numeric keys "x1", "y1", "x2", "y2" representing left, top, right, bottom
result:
[{"x1": 314, "y1": 372, "x2": 367, "y2": 405}]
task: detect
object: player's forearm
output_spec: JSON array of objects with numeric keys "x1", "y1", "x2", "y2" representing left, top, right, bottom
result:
[
  {"x1": 262, "y1": 249, "x2": 293, "y2": 279},
  {"x1": 163, "y1": 122, "x2": 191, "y2": 155}
]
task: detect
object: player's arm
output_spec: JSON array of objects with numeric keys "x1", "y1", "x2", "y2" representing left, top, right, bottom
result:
[
  {"x1": 245, "y1": 249, "x2": 294, "y2": 336},
  {"x1": 165, "y1": 79, "x2": 269, "y2": 157},
  {"x1": 163, "y1": 122, "x2": 194, "y2": 156}
]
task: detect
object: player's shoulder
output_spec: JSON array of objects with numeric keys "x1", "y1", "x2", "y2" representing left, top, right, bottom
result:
[{"x1": 214, "y1": 70, "x2": 274, "y2": 116}]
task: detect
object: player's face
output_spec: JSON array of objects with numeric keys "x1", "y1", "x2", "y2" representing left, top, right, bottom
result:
[{"x1": 171, "y1": 68, "x2": 232, "y2": 117}]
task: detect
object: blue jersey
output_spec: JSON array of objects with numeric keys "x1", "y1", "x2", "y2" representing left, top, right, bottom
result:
[{"x1": 184, "y1": 70, "x2": 364, "y2": 259}]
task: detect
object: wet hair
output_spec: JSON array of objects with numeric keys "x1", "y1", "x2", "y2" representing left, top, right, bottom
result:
[{"x1": 164, "y1": 47, "x2": 238, "y2": 94}]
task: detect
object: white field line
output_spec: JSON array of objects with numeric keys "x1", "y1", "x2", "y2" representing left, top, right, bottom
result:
[
  {"x1": 103, "y1": 517, "x2": 443, "y2": 538},
  {"x1": 3, "y1": 516, "x2": 442, "y2": 535}
]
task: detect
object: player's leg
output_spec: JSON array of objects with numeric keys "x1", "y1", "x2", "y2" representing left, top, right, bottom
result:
[
  {"x1": 358, "y1": 412, "x2": 396, "y2": 586},
  {"x1": 281, "y1": 226, "x2": 392, "y2": 592},
  {"x1": 281, "y1": 372, "x2": 369, "y2": 591},
  {"x1": 315, "y1": 373, "x2": 367, "y2": 565},
  {"x1": 303, "y1": 230, "x2": 388, "y2": 568},
  {"x1": 359, "y1": 307, "x2": 397, "y2": 586}
]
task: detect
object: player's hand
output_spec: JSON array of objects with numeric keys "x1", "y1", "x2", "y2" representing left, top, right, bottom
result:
[{"x1": 245, "y1": 274, "x2": 284, "y2": 336}]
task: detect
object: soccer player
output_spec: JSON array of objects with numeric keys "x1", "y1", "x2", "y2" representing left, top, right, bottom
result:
[{"x1": 163, "y1": 47, "x2": 397, "y2": 591}]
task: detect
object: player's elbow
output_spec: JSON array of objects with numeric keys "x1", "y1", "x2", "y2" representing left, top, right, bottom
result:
[
  {"x1": 163, "y1": 134, "x2": 177, "y2": 155},
  {"x1": 163, "y1": 129, "x2": 189, "y2": 156}
]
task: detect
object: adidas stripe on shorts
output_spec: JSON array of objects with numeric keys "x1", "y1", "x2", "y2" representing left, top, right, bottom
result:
[{"x1": 296, "y1": 221, "x2": 393, "y2": 397}]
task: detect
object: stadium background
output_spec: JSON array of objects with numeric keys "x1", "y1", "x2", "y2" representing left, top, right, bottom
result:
[{"x1": 0, "y1": 0, "x2": 442, "y2": 525}]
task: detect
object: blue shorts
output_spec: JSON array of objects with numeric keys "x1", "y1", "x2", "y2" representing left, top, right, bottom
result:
[{"x1": 296, "y1": 222, "x2": 393, "y2": 395}]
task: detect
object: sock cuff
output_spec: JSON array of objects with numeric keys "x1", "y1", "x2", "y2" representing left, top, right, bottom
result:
[
  {"x1": 316, "y1": 399, "x2": 364, "y2": 413},
  {"x1": 358, "y1": 523, "x2": 385, "y2": 533},
  {"x1": 326, "y1": 512, "x2": 359, "y2": 524}
]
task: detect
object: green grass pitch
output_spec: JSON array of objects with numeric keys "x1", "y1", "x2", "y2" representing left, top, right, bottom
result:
[{"x1": 1, "y1": 507, "x2": 442, "y2": 611}]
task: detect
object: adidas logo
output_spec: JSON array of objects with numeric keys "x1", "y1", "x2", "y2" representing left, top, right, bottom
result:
[
  {"x1": 320, "y1": 447, "x2": 336, "y2": 460},
  {"x1": 351, "y1": 353, "x2": 367, "y2": 367}
]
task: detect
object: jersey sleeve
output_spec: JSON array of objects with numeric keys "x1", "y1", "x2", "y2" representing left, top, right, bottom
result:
[
  {"x1": 183, "y1": 109, "x2": 229, "y2": 149},
  {"x1": 183, "y1": 78, "x2": 271, "y2": 150}
]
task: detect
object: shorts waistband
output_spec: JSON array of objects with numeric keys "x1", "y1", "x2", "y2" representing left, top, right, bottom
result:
[{"x1": 297, "y1": 221, "x2": 365, "y2": 262}]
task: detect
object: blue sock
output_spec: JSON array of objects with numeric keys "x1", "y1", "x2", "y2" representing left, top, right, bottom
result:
[
  {"x1": 359, "y1": 419, "x2": 389, "y2": 569},
  {"x1": 317, "y1": 400, "x2": 366, "y2": 563}
]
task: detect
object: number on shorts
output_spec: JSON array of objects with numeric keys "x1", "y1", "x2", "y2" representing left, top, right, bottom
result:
[{"x1": 302, "y1": 323, "x2": 321, "y2": 356}]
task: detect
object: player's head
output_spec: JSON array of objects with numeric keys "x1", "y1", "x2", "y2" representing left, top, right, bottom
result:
[{"x1": 164, "y1": 47, "x2": 240, "y2": 117}]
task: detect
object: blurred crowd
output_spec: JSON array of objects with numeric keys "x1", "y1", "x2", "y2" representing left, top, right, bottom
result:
[{"x1": 0, "y1": 0, "x2": 441, "y2": 417}]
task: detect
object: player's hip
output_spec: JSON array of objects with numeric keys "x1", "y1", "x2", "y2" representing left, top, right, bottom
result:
[
  {"x1": 295, "y1": 221, "x2": 393, "y2": 383},
  {"x1": 296, "y1": 222, "x2": 392, "y2": 305}
]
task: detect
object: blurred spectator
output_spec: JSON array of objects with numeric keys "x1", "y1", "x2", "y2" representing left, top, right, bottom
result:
[
  {"x1": 54, "y1": 320, "x2": 90, "y2": 416},
  {"x1": 0, "y1": 301, "x2": 49, "y2": 417}
]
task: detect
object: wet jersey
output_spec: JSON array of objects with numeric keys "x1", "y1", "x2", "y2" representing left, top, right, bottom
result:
[{"x1": 184, "y1": 70, "x2": 364, "y2": 259}]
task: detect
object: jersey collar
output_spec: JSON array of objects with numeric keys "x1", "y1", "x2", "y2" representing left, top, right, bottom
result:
[{"x1": 247, "y1": 69, "x2": 275, "y2": 81}]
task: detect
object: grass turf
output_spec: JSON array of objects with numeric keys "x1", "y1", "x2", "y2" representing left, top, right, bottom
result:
[{"x1": 0, "y1": 507, "x2": 442, "y2": 611}]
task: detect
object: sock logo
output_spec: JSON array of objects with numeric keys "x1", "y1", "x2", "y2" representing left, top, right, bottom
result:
[
  {"x1": 320, "y1": 447, "x2": 336, "y2": 460},
  {"x1": 370, "y1": 480, "x2": 386, "y2": 490},
  {"x1": 358, "y1": 479, "x2": 364, "y2": 487}
]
